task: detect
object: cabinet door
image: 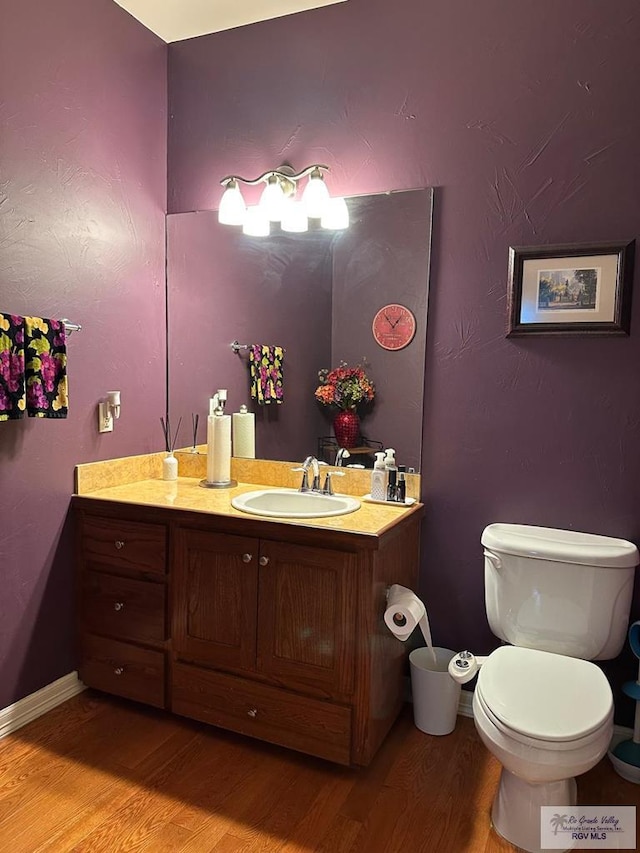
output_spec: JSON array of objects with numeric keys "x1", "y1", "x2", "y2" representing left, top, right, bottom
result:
[
  {"x1": 173, "y1": 528, "x2": 259, "y2": 671},
  {"x1": 257, "y1": 541, "x2": 357, "y2": 695}
]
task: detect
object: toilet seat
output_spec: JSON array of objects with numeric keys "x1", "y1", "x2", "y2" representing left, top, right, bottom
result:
[{"x1": 476, "y1": 646, "x2": 612, "y2": 745}]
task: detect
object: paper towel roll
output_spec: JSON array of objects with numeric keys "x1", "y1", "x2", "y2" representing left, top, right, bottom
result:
[
  {"x1": 232, "y1": 407, "x2": 255, "y2": 459},
  {"x1": 206, "y1": 413, "x2": 232, "y2": 484},
  {"x1": 384, "y1": 584, "x2": 426, "y2": 641}
]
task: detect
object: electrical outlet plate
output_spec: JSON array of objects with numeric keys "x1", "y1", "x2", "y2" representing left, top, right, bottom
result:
[{"x1": 98, "y1": 402, "x2": 113, "y2": 433}]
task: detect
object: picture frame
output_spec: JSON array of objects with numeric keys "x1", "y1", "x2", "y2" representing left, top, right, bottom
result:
[{"x1": 506, "y1": 241, "x2": 635, "y2": 337}]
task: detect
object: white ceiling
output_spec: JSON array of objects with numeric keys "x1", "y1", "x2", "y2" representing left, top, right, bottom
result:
[{"x1": 113, "y1": 0, "x2": 347, "y2": 43}]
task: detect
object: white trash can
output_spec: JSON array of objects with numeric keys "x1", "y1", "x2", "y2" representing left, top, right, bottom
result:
[{"x1": 409, "y1": 646, "x2": 461, "y2": 736}]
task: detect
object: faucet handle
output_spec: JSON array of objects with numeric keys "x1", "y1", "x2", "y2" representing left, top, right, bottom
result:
[
  {"x1": 322, "y1": 470, "x2": 345, "y2": 495},
  {"x1": 291, "y1": 467, "x2": 310, "y2": 492}
]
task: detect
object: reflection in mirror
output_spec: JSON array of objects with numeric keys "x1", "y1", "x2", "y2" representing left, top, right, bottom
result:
[{"x1": 167, "y1": 188, "x2": 433, "y2": 472}]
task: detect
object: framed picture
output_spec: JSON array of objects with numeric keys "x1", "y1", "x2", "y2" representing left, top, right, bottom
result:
[{"x1": 506, "y1": 241, "x2": 635, "y2": 337}]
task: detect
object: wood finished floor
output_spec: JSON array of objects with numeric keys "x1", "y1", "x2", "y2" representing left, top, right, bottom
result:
[{"x1": 0, "y1": 692, "x2": 638, "y2": 853}]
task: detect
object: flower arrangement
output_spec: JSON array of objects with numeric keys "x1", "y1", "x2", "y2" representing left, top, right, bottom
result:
[{"x1": 315, "y1": 362, "x2": 375, "y2": 411}]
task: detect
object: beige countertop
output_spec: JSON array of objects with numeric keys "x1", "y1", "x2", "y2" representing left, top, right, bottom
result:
[{"x1": 75, "y1": 476, "x2": 422, "y2": 537}]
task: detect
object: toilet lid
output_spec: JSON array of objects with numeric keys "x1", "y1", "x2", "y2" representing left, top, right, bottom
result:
[{"x1": 477, "y1": 646, "x2": 612, "y2": 742}]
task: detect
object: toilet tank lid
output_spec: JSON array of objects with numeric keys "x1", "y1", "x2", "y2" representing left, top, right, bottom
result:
[{"x1": 481, "y1": 523, "x2": 639, "y2": 568}]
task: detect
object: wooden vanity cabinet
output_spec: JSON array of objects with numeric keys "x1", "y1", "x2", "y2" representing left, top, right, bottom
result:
[{"x1": 74, "y1": 499, "x2": 421, "y2": 767}]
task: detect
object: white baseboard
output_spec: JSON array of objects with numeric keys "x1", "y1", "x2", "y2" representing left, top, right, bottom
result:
[
  {"x1": 612, "y1": 723, "x2": 634, "y2": 740},
  {"x1": 408, "y1": 678, "x2": 632, "y2": 733},
  {"x1": 458, "y1": 688, "x2": 474, "y2": 718},
  {"x1": 2, "y1": 672, "x2": 630, "y2": 745},
  {"x1": 0, "y1": 672, "x2": 85, "y2": 741}
]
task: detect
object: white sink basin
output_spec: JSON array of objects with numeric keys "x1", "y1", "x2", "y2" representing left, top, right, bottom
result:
[{"x1": 231, "y1": 489, "x2": 361, "y2": 519}]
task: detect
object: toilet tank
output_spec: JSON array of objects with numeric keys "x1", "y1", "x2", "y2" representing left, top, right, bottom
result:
[{"x1": 482, "y1": 524, "x2": 638, "y2": 660}]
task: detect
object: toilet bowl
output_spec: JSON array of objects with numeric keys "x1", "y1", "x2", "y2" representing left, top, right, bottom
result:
[{"x1": 473, "y1": 646, "x2": 613, "y2": 853}]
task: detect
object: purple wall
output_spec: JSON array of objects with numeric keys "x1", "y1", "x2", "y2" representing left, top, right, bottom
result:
[
  {"x1": 167, "y1": 211, "x2": 331, "y2": 460},
  {"x1": 0, "y1": 0, "x2": 167, "y2": 708},
  {"x1": 168, "y1": 0, "x2": 640, "y2": 718}
]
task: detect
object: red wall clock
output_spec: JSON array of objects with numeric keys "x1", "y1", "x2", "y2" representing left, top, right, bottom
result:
[{"x1": 372, "y1": 304, "x2": 417, "y2": 351}]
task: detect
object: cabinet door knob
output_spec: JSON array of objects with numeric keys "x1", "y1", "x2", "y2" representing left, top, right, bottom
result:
[
  {"x1": 114, "y1": 540, "x2": 125, "y2": 550},
  {"x1": 247, "y1": 708, "x2": 258, "y2": 718},
  {"x1": 114, "y1": 602, "x2": 124, "y2": 612},
  {"x1": 259, "y1": 556, "x2": 270, "y2": 566},
  {"x1": 114, "y1": 667, "x2": 124, "y2": 676},
  {"x1": 242, "y1": 553, "x2": 253, "y2": 563}
]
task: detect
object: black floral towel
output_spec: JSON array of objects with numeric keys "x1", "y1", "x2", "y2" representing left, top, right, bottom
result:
[
  {"x1": 24, "y1": 317, "x2": 68, "y2": 418},
  {"x1": 249, "y1": 345, "x2": 284, "y2": 405},
  {"x1": 0, "y1": 313, "x2": 26, "y2": 420}
]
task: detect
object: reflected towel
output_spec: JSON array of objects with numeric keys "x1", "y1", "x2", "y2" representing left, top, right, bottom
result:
[
  {"x1": 249, "y1": 345, "x2": 284, "y2": 405},
  {"x1": 24, "y1": 317, "x2": 68, "y2": 418},
  {"x1": 0, "y1": 313, "x2": 26, "y2": 420}
]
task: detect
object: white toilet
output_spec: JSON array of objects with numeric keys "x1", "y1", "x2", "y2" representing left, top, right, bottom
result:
[{"x1": 460, "y1": 523, "x2": 638, "y2": 853}]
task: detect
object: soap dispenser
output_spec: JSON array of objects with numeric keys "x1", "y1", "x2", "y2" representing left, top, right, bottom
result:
[{"x1": 370, "y1": 451, "x2": 387, "y2": 500}]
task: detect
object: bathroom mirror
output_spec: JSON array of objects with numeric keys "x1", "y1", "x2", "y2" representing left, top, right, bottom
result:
[{"x1": 167, "y1": 187, "x2": 433, "y2": 471}]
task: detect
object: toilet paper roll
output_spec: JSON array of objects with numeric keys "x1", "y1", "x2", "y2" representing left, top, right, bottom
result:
[
  {"x1": 206, "y1": 414, "x2": 232, "y2": 484},
  {"x1": 384, "y1": 584, "x2": 427, "y2": 641},
  {"x1": 232, "y1": 409, "x2": 255, "y2": 459}
]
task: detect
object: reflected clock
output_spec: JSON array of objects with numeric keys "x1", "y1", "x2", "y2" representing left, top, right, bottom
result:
[{"x1": 372, "y1": 303, "x2": 416, "y2": 351}]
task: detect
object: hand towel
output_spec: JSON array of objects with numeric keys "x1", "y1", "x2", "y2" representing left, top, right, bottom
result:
[
  {"x1": 0, "y1": 313, "x2": 26, "y2": 421},
  {"x1": 249, "y1": 345, "x2": 284, "y2": 405},
  {"x1": 24, "y1": 317, "x2": 68, "y2": 418}
]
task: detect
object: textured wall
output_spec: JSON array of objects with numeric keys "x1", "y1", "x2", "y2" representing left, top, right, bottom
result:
[
  {"x1": 168, "y1": 0, "x2": 640, "y2": 717},
  {"x1": 0, "y1": 0, "x2": 167, "y2": 707}
]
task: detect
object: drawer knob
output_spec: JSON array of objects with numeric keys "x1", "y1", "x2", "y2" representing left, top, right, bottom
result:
[
  {"x1": 242, "y1": 553, "x2": 253, "y2": 563},
  {"x1": 114, "y1": 602, "x2": 124, "y2": 612},
  {"x1": 114, "y1": 540, "x2": 125, "y2": 550},
  {"x1": 247, "y1": 708, "x2": 258, "y2": 718},
  {"x1": 259, "y1": 556, "x2": 270, "y2": 566},
  {"x1": 114, "y1": 667, "x2": 124, "y2": 676}
]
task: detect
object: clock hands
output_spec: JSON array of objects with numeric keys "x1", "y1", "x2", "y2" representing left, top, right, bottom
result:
[{"x1": 384, "y1": 313, "x2": 401, "y2": 329}]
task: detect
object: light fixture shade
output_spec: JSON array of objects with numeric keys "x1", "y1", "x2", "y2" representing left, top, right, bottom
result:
[
  {"x1": 302, "y1": 170, "x2": 330, "y2": 218},
  {"x1": 321, "y1": 197, "x2": 349, "y2": 230},
  {"x1": 259, "y1": 177, "x2": 286, "y2": 222},
  {"x1": 280, "y1": 201, "x2": 309, "y2": 233},
  {"x1": 242, "y1": 206, "x2": 270, "y2": 237},
  {"x1": 218, "y1": 181, "x2": 246, "y2": 226}
]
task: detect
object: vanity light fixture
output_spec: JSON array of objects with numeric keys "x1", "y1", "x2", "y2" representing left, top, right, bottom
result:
[{"x1": 217, "y1": 164, "x2": 348, "y2": 236}]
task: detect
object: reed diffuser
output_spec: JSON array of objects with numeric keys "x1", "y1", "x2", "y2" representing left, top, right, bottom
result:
[
  {"x1": 191, "y1": 413, "x2": 199, "y2": 453},
  {"x1": 160, "y1": 415, "x2": 182, "y2": 481}
]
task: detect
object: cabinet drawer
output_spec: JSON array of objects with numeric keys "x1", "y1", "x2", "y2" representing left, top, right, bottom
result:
[
  {"x1": 80, "y1": 634, "x2": 165, "y2": 708},
  {"x1": 81, "y1": 516, "x2": 166, "y2": 575},
  {"x1": 172, "y1": 662, "x2": 352, "y2": 765},
  {"x1": 82, "y1": 571, "x2": 166, "y2": 645}
]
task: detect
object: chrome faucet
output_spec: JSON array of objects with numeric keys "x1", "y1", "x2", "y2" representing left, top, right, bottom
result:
[
  {"x1": 303, "y1": 455, "x2": 321, "y2": 491},
  {"x1": 292, "y1": 456, "x2": 327, "y2": 492},
  {"x1": 334, "y1": 447, "x2": 351, "y2": 467}
]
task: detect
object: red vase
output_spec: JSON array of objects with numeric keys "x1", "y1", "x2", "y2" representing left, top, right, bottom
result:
[{"x1": 333, "y1": 410, "x2": 360, "y2": 448}]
